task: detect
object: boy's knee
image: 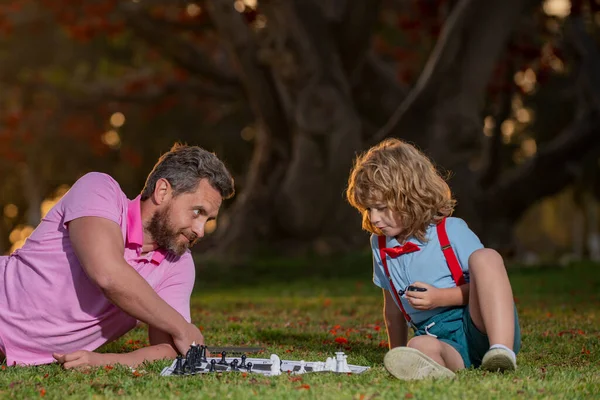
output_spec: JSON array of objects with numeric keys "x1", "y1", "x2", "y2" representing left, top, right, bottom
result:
[
  {"x1": 468, "y1": 248, "x2": 504, "y2": 270},
  {"x1": 408, "y1": 336, "x2": 443, "y2": 353}
]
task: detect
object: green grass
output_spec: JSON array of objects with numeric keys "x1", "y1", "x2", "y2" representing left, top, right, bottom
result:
[{"x1": 1, "y1": 254, "x2": 599, "y2": 399}]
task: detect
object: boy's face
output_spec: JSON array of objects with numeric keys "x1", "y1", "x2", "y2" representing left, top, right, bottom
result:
[{"x1": 368, "y1": 205, "x2": 404, "y2": 238}]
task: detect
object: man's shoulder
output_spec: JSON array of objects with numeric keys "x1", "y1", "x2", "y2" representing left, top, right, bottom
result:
[
  {"x1": 74, "y1": 172, "x2": 122, "y2": 190},
  {"x1": 166, "y1": 250, "x2": 195, "y2": 267}
]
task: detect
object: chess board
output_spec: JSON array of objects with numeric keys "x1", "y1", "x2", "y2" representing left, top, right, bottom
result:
[{"x1": 160, "y1": 352, "x2": 370, "y2": 377}]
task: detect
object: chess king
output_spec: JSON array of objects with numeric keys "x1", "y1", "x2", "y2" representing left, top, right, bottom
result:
[{"x1": 0, "y1": 144, "x2": 234, "y2": 368}]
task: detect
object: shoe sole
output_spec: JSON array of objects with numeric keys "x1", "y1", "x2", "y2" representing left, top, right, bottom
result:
[
  {"x1": 481, "y1": 349, "x2": 516, "y2": 372},
  {"x1": 383, "y1": 347, "x2": 456, "y2": 380}
]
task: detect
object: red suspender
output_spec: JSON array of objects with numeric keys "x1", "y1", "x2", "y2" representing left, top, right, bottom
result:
[
  {"x1": 378, "y1": 217, "x2": 465, "y2": 325},
  {"x1": 436, "y1": 218, "x2": 466, "y2": 286},
  {"x1": 378, "y1": 235, "x2": 413, "y2": 324}
]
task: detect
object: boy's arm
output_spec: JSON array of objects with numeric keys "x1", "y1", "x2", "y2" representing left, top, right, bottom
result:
[
  {"x1": 405, "y1": 282, "x2": 469, "y2": 310},
  {"x1": 383, "y1": 289, "x2": 408, "y2": 348}
]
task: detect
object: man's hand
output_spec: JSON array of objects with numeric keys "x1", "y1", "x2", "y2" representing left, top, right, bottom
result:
[
  {"x1": 172, "y1": 323, "x2": 205, "y2": 355},
  {"x1": 405, "y1": 282, "x2": 440, "y2": 310},
  {"x1": 53, "y1": 351, "x2": 106, "y2": 369}
]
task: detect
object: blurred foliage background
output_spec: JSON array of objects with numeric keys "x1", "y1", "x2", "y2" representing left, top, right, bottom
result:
[{"x1": 1, "y1": 0, "x2": 599, "y2": 265}]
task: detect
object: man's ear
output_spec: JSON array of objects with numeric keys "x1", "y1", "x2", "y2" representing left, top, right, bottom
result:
[{"x1": 152, "y1": 178, "x2": 172, "y2": 205}]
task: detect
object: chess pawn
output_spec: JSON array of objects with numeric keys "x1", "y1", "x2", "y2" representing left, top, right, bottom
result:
[
  {"x1": 173, "y1": 355, "x2": 184, "y2": 375},
  {"x1": 200, "y1": 345, "x2": 208, "y2": 363},
  {"x1": 218, "y1": 351, "x2": 228, "y2": 365},
  {"x1": 298, "y1": 360, "x2": 306, "y2": 374},
  {"x1": 246, "y1": 362, "x2": 253, "y2": 372},
  {"x1": 209, "y1": 359, "x2": 217, "y2": 372},
  {"x1": 270, "y1": 354, "x2": 281, "y2": 376},
  {"x1": 325, "y1": 357, "x2": 335, "y2": 372},
  {"x1": 239, "y1": 354, "x2": 247, "y2": 368}
]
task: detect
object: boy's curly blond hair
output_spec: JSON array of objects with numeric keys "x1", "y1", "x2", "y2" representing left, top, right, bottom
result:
[{"x1": 346, "y1": 138, "x2": 456, "y2": 242}]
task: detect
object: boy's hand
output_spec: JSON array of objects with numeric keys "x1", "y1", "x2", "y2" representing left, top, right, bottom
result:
[{"x1": 405, "y1": 282, "x2": 440, "y2": 310}]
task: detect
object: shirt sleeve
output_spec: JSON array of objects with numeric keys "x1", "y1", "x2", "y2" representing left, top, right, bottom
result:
[
  {"x1": 371, "y1": 234, "x2": 390, "y2": 290},
  {"x1": 446, "y1": 217, "x2": 484, "y2": 278},
  {"x1": 155, "y1": 253, "x2": 195, "y2": 323},
  {"x1": 61, "y1": 172, "x2": 124, "y2": 227}
]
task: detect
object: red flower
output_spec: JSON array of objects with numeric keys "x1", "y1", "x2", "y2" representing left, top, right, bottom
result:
[{"x1": 334, "y1": 337, "x2": 348, "y2": 344}]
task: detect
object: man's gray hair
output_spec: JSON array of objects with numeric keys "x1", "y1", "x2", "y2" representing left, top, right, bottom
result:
[{"x1": 141, "y1": 143, "x2": 235, "y2": 200}]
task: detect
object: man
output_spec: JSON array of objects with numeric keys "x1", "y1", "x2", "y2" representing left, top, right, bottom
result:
[{"x1": 0, "y1": 144, "x2": 234, "y2": 368}]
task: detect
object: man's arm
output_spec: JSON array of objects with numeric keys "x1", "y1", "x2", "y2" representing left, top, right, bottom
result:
[
  {"x1": 383, "y1": 289, "x2": 408, "y2": 349},
  {"x1": 68, "y1": 216, "x2": 203, "y2": 354},
  {"x1": 53, "y1": 326, "x2": 178, "y2": 369}
]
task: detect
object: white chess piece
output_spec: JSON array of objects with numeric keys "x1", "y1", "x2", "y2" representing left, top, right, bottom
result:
[
  {"x1": 298, "y1": 360, "x2": 306, "y2": 374},
  {"x1": 325, "y1": 357, "x2": 335, "y2": 372},
  {"x1": 270, "y1": 354, "x2": 281, "y2": 376},
  {"x1": 335, "y1": 352, "x2": 351, "y2": 373},
  {"x1": 312, "y1": 362, "x2": 324, "y2": 372}
]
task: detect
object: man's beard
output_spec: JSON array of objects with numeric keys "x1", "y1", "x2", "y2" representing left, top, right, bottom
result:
[{"x1": 146, "y1": 205, "x2": 198, "y2": 257}]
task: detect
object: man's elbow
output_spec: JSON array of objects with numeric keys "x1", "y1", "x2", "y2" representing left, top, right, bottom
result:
[{"x1": 92, "y1": 273, "x2": 119, "y2": 294}]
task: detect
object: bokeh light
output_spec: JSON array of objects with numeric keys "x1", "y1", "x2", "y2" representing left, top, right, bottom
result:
[
  {"x1": 110, "y1": 112, "x2": 126, "y2": 128},
  {"x1": 3, "y1": 204, "x2": 18, "y2": 219}
]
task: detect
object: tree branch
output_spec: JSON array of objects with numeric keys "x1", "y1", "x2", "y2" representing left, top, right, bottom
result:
[
  {"x1": 485, "y1": 111, "x2": 600, "y2": 221},
  {"x1": 478, "y1": 60, "x2": 517, "y2": 188},
  {"x1": 206, "y1": 0, "x2": 291, "y2": 148},
  {"x1": 369, "y1": 0, "x2": 478, "y2": 144},
  {"x1": 19, "y1": 78, "x2": 241, "y2": 110},
  {"x1": 565, "y1": 15, "x2": 600, "y2": 111},
  {"x1": 120, "y1": 3, "x2": 241, "y2": 88},
  {"x1": 332, "y1": 0, "x2": 384, "y2": 78},
  {"x1": 370, "y1": 0, "x2": 532, "y2": 148}
]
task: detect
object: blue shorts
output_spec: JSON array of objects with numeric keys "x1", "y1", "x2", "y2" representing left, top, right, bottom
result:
[{"x1": 412, "y1": 306, "x2": 521, "y2": 368}]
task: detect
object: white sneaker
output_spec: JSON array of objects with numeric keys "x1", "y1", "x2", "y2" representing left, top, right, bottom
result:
[
  {"x1": 481, "y1": 348, "x2": 517, "y2": 372},
  {"x1": 383, "y1": 347, "x2": 456, "y2": 380}
]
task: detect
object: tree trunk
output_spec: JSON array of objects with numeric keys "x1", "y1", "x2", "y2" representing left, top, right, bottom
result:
[
  {"x1": 199, "y1": 0, "x2": 600, "y2": 258},
  {"x1": 205, "y1": 0, "x2": 366, "y2": 257}
]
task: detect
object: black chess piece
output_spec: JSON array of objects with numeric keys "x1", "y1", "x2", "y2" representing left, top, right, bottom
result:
[
  {"x1": 209, "y1": 359, "x2": 217, "y2": 372},
  {"x1": 246, "y1": 362, "x2": 253, "y2": 372},
  {"x1": 173, "y1": 355, "x2": 184, "y2": 375},
  {"x1": 231, "y1": 359, "x2": 239, "y2": 371},
  {"x1": 200, "y1": 345, "x2": 208, "y2": 363},
  {"x1": 218, "y1": 351, "x2": 228, "y2": 365},
  {"x1": 239, "y1": 355, "x2": 247, "y2": 368}
]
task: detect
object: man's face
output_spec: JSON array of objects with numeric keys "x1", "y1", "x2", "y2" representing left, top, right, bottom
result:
[
  {"x1": 368, "y1": 204, "x2": 405, "y2": 238},
  {"x1": 147, "y1": 179, "x2": 222, "y2": 256}
]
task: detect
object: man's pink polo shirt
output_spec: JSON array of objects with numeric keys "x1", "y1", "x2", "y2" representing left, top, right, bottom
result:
[{"x1": 0, "y1": 172, "x2": 196, "y2": 366}]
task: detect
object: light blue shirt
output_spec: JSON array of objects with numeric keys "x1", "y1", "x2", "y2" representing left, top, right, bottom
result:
[{"x1": 371, "y1": 217, "x2": 483, "y2": 324}]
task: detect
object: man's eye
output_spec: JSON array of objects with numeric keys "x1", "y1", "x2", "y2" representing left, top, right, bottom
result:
[{"x1": 193, "y1": 209, "x2": 200, "y2": 216}]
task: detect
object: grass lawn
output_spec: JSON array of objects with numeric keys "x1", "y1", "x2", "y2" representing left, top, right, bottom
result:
[{"x1": 1, "y1": 254, "x2": 599, "y2": 399}]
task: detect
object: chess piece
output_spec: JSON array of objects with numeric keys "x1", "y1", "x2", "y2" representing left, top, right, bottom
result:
[
  {"x1": 173, "y1": 355, "x2": 184, "y2": 375},
  {"x1": 270, "y1": 354, "x2": 281, "y2": 376},
  {"x1": 325, "y1": 357, "x2": 335, "y2": 372},
  {"x1": 312, "y1": 362, "x2": 324, "y2": 372},
  {"x1": 298, "y1": 360, "x2": 306, "y2": 374},
  {"x1": 239, "y1": 354, "x2": 247, "y2": 368},
  {"x1": 209, "y1": 359, "x2": 217, "y2": 372},
  {"x1": 246, "y1": 362, "x2": 253, "y2": 372},
  {"x1": 218, "y1": 351, "x2": 228, "y2": 365},
  {"x1": 335, "y1": 351, "x2": 351, "y2": 373},
  {"x1": 200, "y1": 345, "x2": 208, "y2": 363}
]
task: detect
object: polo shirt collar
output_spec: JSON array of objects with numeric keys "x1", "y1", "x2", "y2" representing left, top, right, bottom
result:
[{"x1": 127, "y1": 195, "x2": 167, "y2": 265}]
